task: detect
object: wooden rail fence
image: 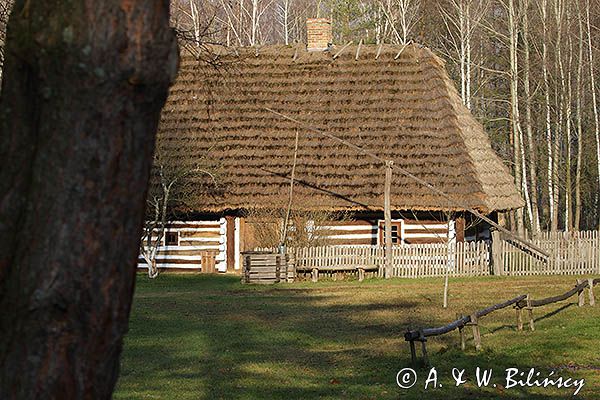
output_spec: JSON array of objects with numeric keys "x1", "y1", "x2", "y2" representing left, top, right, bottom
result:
[{"x1": 404, "y1": 278, "x2": 599, "y2": 366}]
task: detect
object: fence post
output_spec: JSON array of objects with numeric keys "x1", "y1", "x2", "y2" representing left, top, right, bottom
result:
[
  {"x1": 515, "y1": 305, "x2": 523, "y2": 331},
  {"x1": 469, "y1": 314, "x2": 482, "y2": 351},
  {"x1": 407, "y1": 327, "x2": 417, "y2": 365},
  {"x1": 577, "y1": 279, "x2": 585, "y2": 307},
  {"x1": 457, "y1": 314, "x2": 466, "y2": 351},
  {"x1": 526, "y1": 294, "x2": 535, "y2": 331},
  {"x1": 491, "y1": 231, "x2": 502, "y2": 276},
  {"x1": 589, "y1": 278, "x2": 596, "y2": 306},
  {"x1": 418, "y1": 329, "x2": 430, "y2": 367}
]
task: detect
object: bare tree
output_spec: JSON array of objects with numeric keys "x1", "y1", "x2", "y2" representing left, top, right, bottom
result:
[
  {"x1": 574, "y1": 0, "x2": 585, "y2": 230},
  {"x1": 440, "y1": 0, "x2": 489, "y2": 110},
  {"x1": 277, "y1": 0, "x2": 292, "y2": 44},
  {"x1": 539, "y1": 0, "x2": 556, "y2": 230},
  {"x1": 140, "y1": 142, "x2": 218, "y2": 278},
  {"x1": 397, "y1": 0, "x2": 420, "y2": 44},
  {"x1": 585, "y1": 0, "x2": 600, "y2": 219},
  {"x1": 521, "y1": 0, "x2": 541, "y2": 232}
]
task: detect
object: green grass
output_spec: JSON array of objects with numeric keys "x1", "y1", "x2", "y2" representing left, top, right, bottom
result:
[{"x1": 115, "y1": 274, "x2": 600, "y2": 399}]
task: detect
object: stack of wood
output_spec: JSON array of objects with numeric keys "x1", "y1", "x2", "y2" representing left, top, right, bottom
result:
[{"x1": 242, "y1": 251, "x2": 293, "y2": 284}]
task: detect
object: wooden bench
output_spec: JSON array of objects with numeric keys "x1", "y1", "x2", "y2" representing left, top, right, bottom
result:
[{"x1": 297, "y1": 265, "x2": 379, "y2": 282}]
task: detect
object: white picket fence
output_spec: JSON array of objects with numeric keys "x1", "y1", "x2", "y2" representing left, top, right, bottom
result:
[
  {"x1": 255, "y1": 230, "x2": 600, "y2": 280},
  {"x1": 292, "y1": 241, "x2": 491, "y2": 278},
  {"x1": 493, "y1": 230, "x2": 600, "y2": 276}
]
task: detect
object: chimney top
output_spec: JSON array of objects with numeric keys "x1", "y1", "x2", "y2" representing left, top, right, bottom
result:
[{"x1": 306, "y1": 18, "x2": 332, "y2": 52}]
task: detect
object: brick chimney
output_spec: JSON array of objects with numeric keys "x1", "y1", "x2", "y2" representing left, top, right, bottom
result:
[{"x1": 306, "y1": 18, "x2": 332, "y2": 51}]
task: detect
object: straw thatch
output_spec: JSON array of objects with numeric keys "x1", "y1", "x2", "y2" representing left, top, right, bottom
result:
[{"x1": 158, "y1": 43, "x2": 523, "y2": 214}]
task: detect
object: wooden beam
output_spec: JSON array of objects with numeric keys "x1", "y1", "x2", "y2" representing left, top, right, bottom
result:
[
  {"x1": 355, "y1": 39, "x2": 362, "y2": 60},
  {"x1": 394, "y1": 43, "x2": 408, "y2": 60},
  {"x1": 375, "y1": 43, "x2": 383, "y2": 59},
  {"x1": 456, "y1": 216, "x2": 465, "y2": 242},
  {"x1": 226, "y1": 216, "x2": 235, "y2": 272},
  {"x1": 384, "y1": 161, "x2": 393, "y2": 278},
  {"x1": 333, "y1": 41, "x2": 353, "y2": 59}
]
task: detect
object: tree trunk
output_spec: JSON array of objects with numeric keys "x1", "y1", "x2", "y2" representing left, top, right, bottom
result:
[
  {"x1": 541, "y1": 0, "x2": 555, "y2": 230},
  {"x1": 521, "y1": 0, "x2": 540, "y2": 233},
  {"x1": 586, "y1": 0, "x2": 600, "y2": 228},
  {"x1": 0, "y1": 1, "x2": 177, "y2": 398},
  {"x1": 508, "y1": 0, "x2": 526, "y2": 236},
  {"x1": 575, "y1": 0, "x2": 585, "y2": 230}
]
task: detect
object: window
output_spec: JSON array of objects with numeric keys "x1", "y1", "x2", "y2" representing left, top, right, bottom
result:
[
  {"x1": 165, "y1": 231, "x2": 178, "y2": 246},
  {"x1": 391, "y1": 225, "x2": 399, "y2": 243},
  {"x1": 378, "y1": 220, "x2": 403, "y2": 245}
]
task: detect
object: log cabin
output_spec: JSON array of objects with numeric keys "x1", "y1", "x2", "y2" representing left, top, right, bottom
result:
[{"x1": 139, "y1": 19, "x2": 523, "y2": 273}]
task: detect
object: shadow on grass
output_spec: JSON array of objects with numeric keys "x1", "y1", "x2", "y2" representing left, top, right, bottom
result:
[{"x1": 115, "y1": 275, "x2": 597, "y2": 400}]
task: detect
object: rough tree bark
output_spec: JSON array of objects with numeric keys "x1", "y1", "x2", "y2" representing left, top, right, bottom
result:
[{"x1": 0, "y1": 0, "x2": 177, "y2": 398}]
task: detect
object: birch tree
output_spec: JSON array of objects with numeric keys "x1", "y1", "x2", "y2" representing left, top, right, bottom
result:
[
  {"x1": 521, "y1": 0, "x2": 541, "y2": 232},
  {"x1": 586, "y1": 0, "x2": 600, "y2": 217},
  {"x1": 574, "y1": 0, "x2": 585, "y2": 230},
  {"x1": 439, "y1": 0, "x2": 489, "y2": 110}
]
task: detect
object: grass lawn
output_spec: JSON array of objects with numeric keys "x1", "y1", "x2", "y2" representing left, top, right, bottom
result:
[{"x1": 115, "y1": 274, "x2": 600, "y2": 399}]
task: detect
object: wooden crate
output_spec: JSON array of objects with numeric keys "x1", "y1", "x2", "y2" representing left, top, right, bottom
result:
[{"x1": 242, "y1": 252, "x2": 289, "y2": 284}]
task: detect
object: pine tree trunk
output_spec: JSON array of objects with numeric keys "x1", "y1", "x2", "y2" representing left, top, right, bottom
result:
[{"x1": 0, "y1": 1, "x2": 177, "y2": 398}]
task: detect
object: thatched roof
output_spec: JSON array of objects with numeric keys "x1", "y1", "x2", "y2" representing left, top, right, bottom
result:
[{"x1": 158, "y1": 43, "x2": 523, "y2": 214}]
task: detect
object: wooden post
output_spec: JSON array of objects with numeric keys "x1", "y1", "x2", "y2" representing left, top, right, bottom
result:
[
  {"x1": 384, "y1": 161, "x2": 394, "y2": 279},
  {"x1": 470, "y1": 314, "x2": 481, "y2": 351},
  {"x1": 358, "y1": 267, "x2": 365, "y2": 282},
  {"x1": 281, "y1": 129, "x2": 300, "y2": 246},
  {"x1": 226, "y1": 216, "x2": 236, "y2": 272},
  {"x1": 491, "y1": 230, "x2": 503, "y2": 276},
  {"x1": 457, "y1": 314, "x2": 466, "y2": 351},
  {"x1": 409, "y1": 340, "x2": 417, "y2": 364},
  {"x1": 418, "y1": 330, "x2": 429, "y2": 367},
  {"x1": 456, "y1": 216, "x2": 466, "y2": 242},
  {"x1": 526, "y1": 295, "x2": 535, "y2": 331},
  {"x1": 577, "y1": 279, "x2": 585, "y2": 307},
  {"x1": 459, "y1": 326, "x2": 466, "y2": 351},
  {"x1": 588, "y1": 278, "x2": 595, "y2": 306},
  {"x1": 516, "y1": 306, "x2": 523, "y2": 331}
]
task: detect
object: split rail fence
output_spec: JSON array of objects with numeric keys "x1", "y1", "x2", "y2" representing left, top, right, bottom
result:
[{"x1": 404, "y1": 278, "x2": 599, "y2": 365}]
